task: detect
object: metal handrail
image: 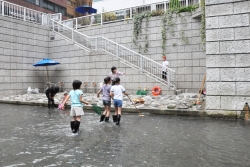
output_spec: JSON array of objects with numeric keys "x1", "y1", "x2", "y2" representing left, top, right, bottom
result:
[
  {"x1": 0, "y1": 0, "x2": 62, "y2": 25},
  {"x1": 99, "y1": 36, "x2": 175, "y2": 73},
  {"x1": 51, "y1": 19, "x2": 176, "y2": 88},
  {"x1": 62, "y1": 0, "x2": 200, "y2": 29}
]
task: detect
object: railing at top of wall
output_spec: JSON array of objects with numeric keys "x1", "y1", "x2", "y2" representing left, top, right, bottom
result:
[
  {"x1": 62, "y1": 0, "x2": 200, "y2": 29},
  {"x1": 51, "y1": 19, "x2": 176, "y2": 88},
  {"x1": 0, "y1": 0, "x2": 62, "y2": 25}
]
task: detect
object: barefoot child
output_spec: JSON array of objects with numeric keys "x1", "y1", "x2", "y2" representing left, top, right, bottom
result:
[
  {"x1": 110, "y1": 77, "x2": 128, "y2": 125},
  {"x1": 97, "y1": 77, "x2": 112, "y2": 122},
  {"x1": 61, "y1": 80, "x2": 90, "y2": 133}
]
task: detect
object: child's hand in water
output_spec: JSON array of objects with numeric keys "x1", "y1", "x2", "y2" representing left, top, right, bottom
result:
[{"x1": 62, "y1": 105, "x2": 65, "y2": 110}]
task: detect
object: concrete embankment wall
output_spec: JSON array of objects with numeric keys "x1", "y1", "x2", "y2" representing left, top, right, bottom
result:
[
  {"x1": 0, "y1": 16, "x2": 49, "y2": 96},
  {"x1": 206, "y1": 0, "x2": 250, "y2": 112},
  {"x1": 48, "y1": 12, "x2": 205, "y2": 94},
  {"x1": 81, "y1": 13, "x2": 206, "y2": 92}
]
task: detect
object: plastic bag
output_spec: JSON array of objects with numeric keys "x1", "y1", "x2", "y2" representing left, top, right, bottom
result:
[
  {"x1": 27, "y1": 87, "x2": 32, "y2": 94},
  {"x1": 32, "y1": 88, "x2": 39, "y2": 94}
]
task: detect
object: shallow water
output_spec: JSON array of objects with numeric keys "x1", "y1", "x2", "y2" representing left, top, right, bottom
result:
[{"x1": 0, "y1": 104, "x2": 250, "y2": 167}]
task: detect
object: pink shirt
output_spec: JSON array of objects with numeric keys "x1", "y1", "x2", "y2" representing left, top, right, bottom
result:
[{"x1": 109, "y1": 71, "x2": 124, "y2": 81}]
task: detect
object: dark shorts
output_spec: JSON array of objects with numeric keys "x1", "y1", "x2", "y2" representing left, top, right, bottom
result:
[
  {"x1": 103, "y1": 100, "x2": 111, "y2": 106},
  {"x1": 114, "y1": 99, "x2": 122, "y2": 107},
  {"x1": 162, "y1": 71, "x2": 167, "y2": 79}
]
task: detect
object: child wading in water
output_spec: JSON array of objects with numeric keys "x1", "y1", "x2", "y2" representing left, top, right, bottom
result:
[
  {"x1": 61, "y1": 80, "x2": 90, "y2": 133},
  {"x1": 97, "y1": 77, "x2": 112, "y2": 122},
  {"x1": 110, "y1": 77, "x2": 128, "y2": 125}
]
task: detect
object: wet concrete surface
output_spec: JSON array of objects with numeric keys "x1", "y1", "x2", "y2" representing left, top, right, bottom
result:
[{"x1": 0, "y1": 104, "x2": 250, "y2": 167}]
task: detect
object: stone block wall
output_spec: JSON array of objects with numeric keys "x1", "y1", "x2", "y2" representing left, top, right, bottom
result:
[
  {"x1": 206, "y1": 0, "x2": 250, "y2": 111},
  {"x1": 48, "y1": 12, "x2": 205, "y2": 94},
  {"x1": 80, "y1": 13, "x2": 205, "y2": 93},
  {"x1": 0, "y1": 16, "x2": 49, "y2": 96},
  {"x1": 48, "y1": 33, "x2": 172, "y2": 94}
]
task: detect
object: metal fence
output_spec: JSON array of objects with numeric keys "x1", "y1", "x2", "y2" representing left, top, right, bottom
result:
[
  {"x1": 62, "y1": 0, "x2": 200, "y2": 29},
  {"x1": 0, "y1": 0, "x2": 62, "y2": 25}
]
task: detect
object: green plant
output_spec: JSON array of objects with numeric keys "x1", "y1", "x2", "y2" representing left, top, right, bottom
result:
[
  {"x1": 132, "y1": 3, "x2": 200, "y2": 55},
  {"x1": 82, "y1": 19, "x2": 90, "y2": 25},
  {"x1": 200, "y1": 0, "x2": 206, "y2": 44},
  {"x1": 133, "y1": 12, "x2": 151, "y2": 53},
  {"x1": 169, "y1": 0, "x2": 180, "y2": 9},
  {"x1": 178, "y1": 4, "x2": 199, "y2": 13},
  {"x1": 103, "y1": 12, "x2": 116, "y2": 22},
  {"x1": 151, "y1": 10, "x2": 164, "y2": 17}
]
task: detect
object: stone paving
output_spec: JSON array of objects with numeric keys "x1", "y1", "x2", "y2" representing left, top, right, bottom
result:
[{"x1": 0, "y1": 92, "x2": 206, "y2": 116}]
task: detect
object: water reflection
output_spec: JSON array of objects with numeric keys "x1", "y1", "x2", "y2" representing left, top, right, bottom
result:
[{"x1": 0, "y1": 104, "x2": 250, "y2": 167}]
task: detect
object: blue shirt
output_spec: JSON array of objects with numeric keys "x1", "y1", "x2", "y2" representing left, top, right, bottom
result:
[{"x1": 69, "y1": 89, "x2": 83, "y2": 107}]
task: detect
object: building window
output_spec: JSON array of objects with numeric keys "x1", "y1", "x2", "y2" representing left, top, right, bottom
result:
[
  {"x1": 42, "y1": 0, "x2": 66, "y2": 16},
  {"x1": 26, "y1": 0, "x2": 39, "y2": 5},
  {"x1": 43, "y1": 0, "x2": 48, "y2": 8},
  {"x1": 55, "y1": 5, "x2": 59, "y2": 13},
  {"x1": 93, "y1": 0, "x2": 103, "y2": 2},
  {"x1": 48, "y1": 1, "x2": 54, "y2": 11}
]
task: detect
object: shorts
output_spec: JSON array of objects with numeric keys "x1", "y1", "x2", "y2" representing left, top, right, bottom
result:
[
  {"x1": 113, "y1": 99, "x2": 122, "y2": 107},
  {"x1": 162, "y1": 71, "x2": 167, "y2": 80},
  {"x1": 103, "y1": 100, "x2": 111, "y2": 106},
  {"x1": 70, "y1": 106, "x2": 84, "y2": 116}
]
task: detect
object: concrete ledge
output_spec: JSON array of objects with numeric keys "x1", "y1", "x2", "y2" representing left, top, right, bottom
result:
[{"x1": 0, "y1": 99, "x2": 206, "y2": 117}]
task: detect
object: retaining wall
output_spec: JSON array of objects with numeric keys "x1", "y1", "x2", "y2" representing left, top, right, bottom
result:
[
  {"x1": 0, "y1": 16, "x2": 49, "y2": 96},
  {"x1": 48, "y1": 12, "x2": 205, "y2": 94},
  {"x1": 206, "y1": 0, "x2": 250, "y2": 111}
]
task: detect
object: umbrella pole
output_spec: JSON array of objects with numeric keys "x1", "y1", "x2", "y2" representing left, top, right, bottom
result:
[{"x1": 46, "y1": 66, "x2": 49, "y2": 82}]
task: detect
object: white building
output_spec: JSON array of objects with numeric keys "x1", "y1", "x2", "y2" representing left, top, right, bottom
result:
[{"x1": 93, "y1": 0, "x2": 165, "y2": 13}]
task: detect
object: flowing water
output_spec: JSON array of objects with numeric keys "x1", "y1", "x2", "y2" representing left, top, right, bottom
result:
[{"x1": 0, "y1": 103, "x2": 250, "y2": 167}]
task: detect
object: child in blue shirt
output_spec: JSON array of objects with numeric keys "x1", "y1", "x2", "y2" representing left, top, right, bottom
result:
[{"x1": 61, "y1": 80, "x2": 90, "y2": 133}]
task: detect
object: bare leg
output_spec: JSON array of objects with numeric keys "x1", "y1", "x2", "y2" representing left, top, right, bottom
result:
[
  {"x1": 117, "y1": 107, "x2": 122, "y2": 115},
  {"x1": 115, "y1": 107, "x2": 118, "y2": 115},
  {"x1": 102, "y1": 109, "x2": 107, "y2": 115},
  {"x1": 106, "y1": 106, "x2": 111, "y2": 117},
  {"x1": 76, "y1": 116, "x2": 81, "y2": 122}
]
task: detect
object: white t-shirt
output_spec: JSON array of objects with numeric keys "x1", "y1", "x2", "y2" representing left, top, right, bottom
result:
[
  {"x1": 110, "y1": 85, "x2": 126, "y2": 100},
  {"x1": 162, "y1": 60, "x2": 169, "y2": 71}
]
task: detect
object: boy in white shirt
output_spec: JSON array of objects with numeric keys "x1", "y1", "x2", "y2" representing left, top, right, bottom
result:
[{"x1": 110, "y1": 77, "x2": 128, "y2": 125}]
